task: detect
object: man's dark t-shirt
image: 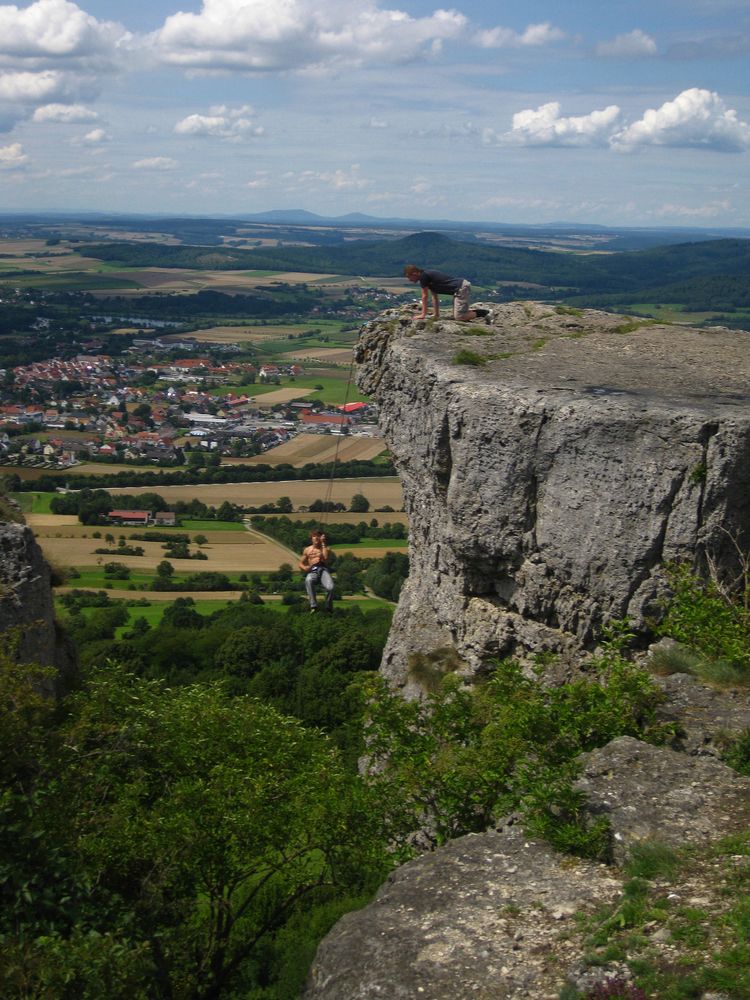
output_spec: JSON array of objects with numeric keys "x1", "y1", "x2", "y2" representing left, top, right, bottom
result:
[{"x1": 419, "y1": 269, "x2": 463, "y2": 295}]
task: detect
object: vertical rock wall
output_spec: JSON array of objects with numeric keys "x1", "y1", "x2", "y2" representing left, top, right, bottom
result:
[
  {"x1": 0, "y1": 519, "x2": 76, "y2": 695},
  {"x1": 356, "y1": 303, "x2": 750, "y2": 691}
]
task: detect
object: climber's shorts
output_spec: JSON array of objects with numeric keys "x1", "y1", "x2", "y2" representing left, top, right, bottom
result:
[{"x1": 454, "y1": 280, "x2": 471, "y2": 320}]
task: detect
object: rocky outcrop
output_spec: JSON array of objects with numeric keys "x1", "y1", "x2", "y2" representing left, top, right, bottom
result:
[
  {"x1": 575, "y1": 736, "x2": 750, "y2": 864},
  {"x1": 305, "y1": 304, "x2": 750, "y2": 999},
  {"x1": 0, "y1": 519, "x2": 75, "y2": 695},
  {"x1": 305, "y1": 737, "x2": 750, "y2": 1000},
  {"x1": 356, "y1": 302, "x2": 750, "y2": 692},
  {"x1": 305, "y1": 822, "x2": 622, "y2": 1000}
]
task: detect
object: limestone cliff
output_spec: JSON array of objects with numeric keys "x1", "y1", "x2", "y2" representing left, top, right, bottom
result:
[
  {"x1": 0, "y1": 517, "x2": 76, "y2": 695},
  {"x1": 303, "y1": 303, "x2": 750, "y2": 1000},
  {"x1": 356, "y1": 302, "x2": 750, "y2": 692}
]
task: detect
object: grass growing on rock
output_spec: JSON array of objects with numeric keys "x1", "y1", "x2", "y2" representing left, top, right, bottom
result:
[
  {"x1": 565, "y1": 831, "x2": 750, "y2": 999},
  {"x1": 452, "y1": 349, "x2": 487, "y2": 366}
]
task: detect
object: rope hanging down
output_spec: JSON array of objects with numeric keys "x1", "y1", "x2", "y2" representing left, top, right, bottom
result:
[{"x1": 320, "y1": 352, "x2": 357, "y2": 524}]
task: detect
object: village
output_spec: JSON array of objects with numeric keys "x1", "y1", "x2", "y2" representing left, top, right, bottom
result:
[{"x1": 0, "y1": 347, "x2": 378, "y2": 471}]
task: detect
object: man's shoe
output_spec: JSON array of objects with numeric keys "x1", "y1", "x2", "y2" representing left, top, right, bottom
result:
[
  {"x1": 474, "y1": 308, "x2": 490, "y2": 318},
  {"x1": 309, "y1": 606, "x2": 318, "y2": 614}
]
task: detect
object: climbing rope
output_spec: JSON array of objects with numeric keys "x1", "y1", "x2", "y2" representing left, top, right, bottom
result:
[{"x1": 320, "y1": 351, "x2": 357, "y2": 524}]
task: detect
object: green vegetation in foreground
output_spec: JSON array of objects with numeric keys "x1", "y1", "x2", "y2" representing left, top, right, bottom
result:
[
  {"x1": 6, "y1": 557, "x2": 750, "y2": 996},
  {"x1": 564, "y1": 832, "x2": 750, "y2": 999},
  {"x1": 361, "y1": 628, "x2": 675, "y2": 858},
  {"x1": 651, "y1": 562, "x2": 750, "y2": 688}
]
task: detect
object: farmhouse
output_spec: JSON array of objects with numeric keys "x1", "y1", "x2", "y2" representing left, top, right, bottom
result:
[{"x1": 108, "y1": 510, "x2": 150, "y2": 526}]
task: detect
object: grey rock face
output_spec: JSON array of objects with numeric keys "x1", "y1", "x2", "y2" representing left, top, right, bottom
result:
[
  {"x1": 654, "y1": 670, "x2": 750, "y2": 756},
  {"x1": 575, "y1": 736, "x2": 750, "y2": 864},
  {"x1": 306, "y1": 735, "x2": 750, "y2": 999},
  {"x1": 0, "y1": 520, "x2": 75, "y2": 694},
  {"x1": 357, "y1": 303, "x2": 750, "y2": 691},
  {"x1": 304, "y1": 823, "x2": 621, "y2": 1000}
]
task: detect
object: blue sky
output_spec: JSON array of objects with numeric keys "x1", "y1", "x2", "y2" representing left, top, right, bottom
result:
[{"x1": 0, "y1": 0, "x2": 748, "y2": 225}]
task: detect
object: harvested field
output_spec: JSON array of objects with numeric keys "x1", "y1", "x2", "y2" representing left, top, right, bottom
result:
[
  {"x1": 279, "y1": 347, "x2": 354, "y2": 364},
  {"x1": 0, "y1": 239, "x2": 54, "y2": 254},
  {"x1": 107, "y1": 477, "x2": 403, "y2": 510},
  {"x1": 27, "y1": 514, "x2": 79, "y2": 528},
  {"x1": 36, "y1": 529, "x2": 292, "y2": 573},
  {"x1": 233, "y1": 433, "x2": 386, "y2": 467},
  {"x1": 3, "y1": 463, "x2": 163, "y2": 481},
  {"x1": 335, "y1": 545, "x2": 407, "y2": 557},
  {"x1": 164, "y1": 325, "x2": 298, "y2": 344},
  {"x1": 250, "y1": 387, "x2": 314, "y2": 406}
]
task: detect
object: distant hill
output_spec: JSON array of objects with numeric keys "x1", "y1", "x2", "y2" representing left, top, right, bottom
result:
[{"x1": 80, "y1": 232, "x2": 750, "y2": 301}]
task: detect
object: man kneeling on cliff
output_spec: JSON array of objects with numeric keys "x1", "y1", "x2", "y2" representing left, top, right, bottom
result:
[
  {"x1": 404, "y1": 264, "x2": 484, "y2": 322},
  {"x1": 299, "y1": 528, "x2": 334, "y2": 613}
]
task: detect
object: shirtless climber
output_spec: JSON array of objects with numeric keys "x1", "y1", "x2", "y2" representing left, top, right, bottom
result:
[{"x1": 299, "y1": 528, "x2": 335, "y2": 613}]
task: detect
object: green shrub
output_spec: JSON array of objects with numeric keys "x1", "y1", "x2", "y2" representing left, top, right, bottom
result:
[
  {"x1": 452, "y1": 349, "x2": 487, "y2": 366},
  {"x1": 657, "y1": 563, "x2": 750, "y2": 685},
  {"x1": 360, "y1": 634, "x2": 672, "y2": 860}
]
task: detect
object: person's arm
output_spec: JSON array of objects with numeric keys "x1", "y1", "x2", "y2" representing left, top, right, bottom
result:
[
  {"x1": 299, "y1": 546, "x2": 312, "y2": 572},
  {"x1": 318, "y1": 540, "x2": 330, "y2": 563},
  {"x1": 415, "y1": 286, "x2": 429, "y2": 320},
  {"x1": 431, "y1": 290, "x2": 440, "y2": 318}
]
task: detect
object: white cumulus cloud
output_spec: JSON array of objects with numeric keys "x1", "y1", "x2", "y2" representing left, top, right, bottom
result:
[
  {"x1": 149, "y1": 0, "x2": 467, "y2": 72},
  {"x1": 175, "y1": 104, "x2": 263, "y2": 140},
  {"x1": 133, "y1": 156, "x2": 177, "y2": 170},
  {"x1": 0, "y1": 69, "x2": 88, "y2": 102},
  {"x1": 596, "y1": 29, "x2": 657, "y2": 58},
  {"x1": 32, "y1": 101, "x2": 98, "y2": 122},
  {"x1": 0, "y1": 0, "x2": 130, "y2": 68},
  {"x1": 79, "y1": 126, "x2": 108, "y2": 143},
  {"x1": 612, "y1": 88, "x2": 750, "y2": 152},
  {"x1": 501, "y1": 101, "x2": 621, "y2": 147},
  {"x1": 475, "y1": 21, "x2": 565, "y2": 49},
  {"x1": 0, "y1": 140, "x2": 27, "y2": 168}
]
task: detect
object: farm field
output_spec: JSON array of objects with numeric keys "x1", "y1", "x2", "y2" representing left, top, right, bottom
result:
[
  {"x1": 35, "y1": 526, "x2": 292, "y2": 574},
  {"x1": 162, "y1": 319, "x2": 349, "y2": 344},
  {"x1": 85, "y1": 268, "x2": 344, "y2": 297},
  {"x1": 245, "y1": 386, "x2": 314, "y2": 406},
  {"x1": 227, "y1": 433, "x2": 386, "y2": 467},
  {"x1": 214, "y1": 375, "x2": 366, "y2": 406},
  {"x1": 2, "y1": 462, "x2": 162, "y2": 481},
  {"x1": 105, "y1": 477, "x2": 403, "y2": 509}
]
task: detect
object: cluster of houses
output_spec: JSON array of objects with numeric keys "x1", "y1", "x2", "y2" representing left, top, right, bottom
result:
[{"x1": 1, "y1": 348, "x2": 379, "y2": 471}]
